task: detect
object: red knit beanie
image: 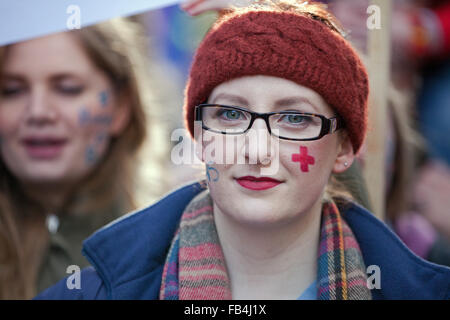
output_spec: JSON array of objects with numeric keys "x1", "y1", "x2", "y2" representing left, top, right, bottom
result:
[{"x1": 184, "y1": 5, "x2": 369, "y2": 153}]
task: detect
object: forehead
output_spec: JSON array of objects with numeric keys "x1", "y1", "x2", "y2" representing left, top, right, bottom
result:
[
  {"x1": 2, "y1": 32, "x2": 94, "y2": 77},
  {"x1": 208, "y1": 75, "x2": 334, "y2": 115}
]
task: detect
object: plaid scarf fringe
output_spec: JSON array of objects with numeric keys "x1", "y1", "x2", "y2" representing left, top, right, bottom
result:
[{"x1": 317, "y1": 202, "x2": 371, "y2": 300}]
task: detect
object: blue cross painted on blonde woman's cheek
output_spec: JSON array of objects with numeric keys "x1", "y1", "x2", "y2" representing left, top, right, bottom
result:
[{"x1": 292, "y1": 146, "x2": 315, "y2": 172}]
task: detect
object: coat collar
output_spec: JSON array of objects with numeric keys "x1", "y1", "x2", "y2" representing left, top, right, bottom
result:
[
  {"x1": 82, "y1": 181, "x2": 207, "y2": 299},
  {"x1": 342, "y1": 203, "x2": 450, "y2": 299},
  {"x1": 82, "y1": 181, "x2": 450, "y2": 300}
]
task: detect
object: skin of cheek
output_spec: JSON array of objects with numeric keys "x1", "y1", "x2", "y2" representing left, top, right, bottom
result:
[
  {"x1": 0, "y1": 100, "x2": 26, "y2": 137},
  {"x1": 286, "y1": 141, "x2": 336, "y2": 193},
  {"x1": 200, "y1": 134, "x2": 222, "y2": 185},
  {"x1": 201, "y1": 131, "x2": 224, "y2": 165},
  {"x1": 206, "y1": 161, "x2": 220, "y2": 182},
  {"x1": 277, "y1": 141, "x2": 337, "y2": 212},
  {"x1": 0, "y1": 103, "x2": 26, "y2": 170},
  {"x1": 76, "y1": 96, "x2": 114, "y2": 167},
  {"x1": 291, "y1": 146, "x2": 316, "y2": 173},
  {"x1": 99, "y1": 90, "x2": 109, "y2": 108}
]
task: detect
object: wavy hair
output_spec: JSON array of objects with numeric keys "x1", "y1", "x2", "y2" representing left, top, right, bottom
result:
[{"x1": 0, "y1": 17, "x2": 166, "y2": 299}]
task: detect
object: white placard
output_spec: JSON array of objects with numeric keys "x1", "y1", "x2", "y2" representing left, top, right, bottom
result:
[{"x1": 0, "y1": 0, "x2": 182, "y2": 46}]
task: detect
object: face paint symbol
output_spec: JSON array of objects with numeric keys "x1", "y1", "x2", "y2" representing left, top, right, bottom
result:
[
  {"x1": 292, "y1": 146, "x2": 315, "y2": 172},
  {"x1": 99, "y1": 91, "x2": 108, "y2": 108},
  {"x1": 93, "y1": 115, "x2": 112, "y2": 126},
  {"x1": 85, "y1": 146, "x2": 97, "y2": 164},
  {"x1": 79, "y1": 109, "x2": 90, "y2": 126},
  {"x1": 96, "y1": 132, "x2": 107, "y2": 144},
  {"x1": 206, "y1": 162, "x2": 219, "y2": 182}
]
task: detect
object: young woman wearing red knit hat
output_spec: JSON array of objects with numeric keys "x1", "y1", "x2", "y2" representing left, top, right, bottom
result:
[{"x1": 36, "y1": 0, "x2": 450, "y2": 300}]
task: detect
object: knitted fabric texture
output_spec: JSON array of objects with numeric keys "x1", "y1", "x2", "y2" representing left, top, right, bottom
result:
[
  {"x1": 317, "y1": 201, "x2": 372, "y2": 299},
  {"x1": 159, "y1": 190, "x2": 372, "y2": 300},
  {"x1": 160, "y1": 191, "x2": 230, "y2": 299},
  {"x1": 184, "y1": 10, "x2": 369, "y2": 153}
]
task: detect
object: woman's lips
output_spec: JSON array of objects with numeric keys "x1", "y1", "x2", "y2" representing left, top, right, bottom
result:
[
  {"x1": 236, "y1": 176, "x2": 282, "y2": 191},
  {"x1": 22, "y1": 137, "x2": 68, "y2": 159}
]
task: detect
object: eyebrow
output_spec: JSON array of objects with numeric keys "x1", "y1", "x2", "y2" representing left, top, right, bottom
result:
[
  {"x1": 1, "y1": 72, "x2": 84, "y2": 83},
  {"x1": 274, "y1": 97, "x2": 320, "y2": 112},
  {"x1": 1, "y1": 73, "x2": 25, "y2": 81},
  {"x1": 51, "y1": 73, "x2": 84, "y2": 82},
  {"x1": 210, "y1": 93, "x2": 321, "y2": 113},
  {"x1": 210, "y1": 93, "x2": 249, "y2": 106}
]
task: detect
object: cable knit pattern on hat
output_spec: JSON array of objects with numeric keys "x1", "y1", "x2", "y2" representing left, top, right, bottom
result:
[{"x1": 184, "y1": 9, "x2": 369, "y2": 153}]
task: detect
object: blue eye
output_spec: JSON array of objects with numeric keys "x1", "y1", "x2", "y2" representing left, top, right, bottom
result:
[
  {"x1": 279, "y1": 114, "x2": 309, "y2": 124},
  {"x1": 219, "y1": 109, "x2": 244, "y2": 121},
  {"x1": 286, "y1": 115, "x2": 305, "y2": 123}
]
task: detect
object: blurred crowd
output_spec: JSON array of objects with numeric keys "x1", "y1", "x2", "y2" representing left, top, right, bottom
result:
[{"x1": 325, "y1": 0, "x2": 450, "y2": 266}]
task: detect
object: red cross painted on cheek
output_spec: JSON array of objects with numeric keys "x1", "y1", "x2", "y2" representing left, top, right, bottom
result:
[{"x1": 292, "y1": 146, "x2": 315, "y2": 172}]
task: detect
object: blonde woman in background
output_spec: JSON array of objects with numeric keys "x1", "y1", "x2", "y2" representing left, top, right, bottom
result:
[{"x1": 0, "y1": 17, "x2": 168, "y2": 299}]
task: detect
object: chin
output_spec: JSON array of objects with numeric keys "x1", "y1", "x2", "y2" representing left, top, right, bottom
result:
[
  {"x1": 224, "y1": 200, "x2": 286, "y2": 226},
  {"x1": 17, "y1": 163, "x2": 72, "y2": 184},
  {"x1": 21, "y1": 173, "x2": 68, "y2": 185},
  {"x1": 231, "y1": 211, "x2": 290, "y2": 229}
]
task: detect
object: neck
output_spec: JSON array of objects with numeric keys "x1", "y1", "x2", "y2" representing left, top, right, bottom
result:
[
  {"x1": 214, "y1": 199, "x2": 323, "y2": 300},
  {"x1": 21, "y1": 182, "x2": 73, "y2": 214}
]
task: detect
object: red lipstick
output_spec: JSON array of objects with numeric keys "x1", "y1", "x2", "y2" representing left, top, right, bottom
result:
[{"x1": 236, "y1": 176, "x2": 282, "y2": 191}]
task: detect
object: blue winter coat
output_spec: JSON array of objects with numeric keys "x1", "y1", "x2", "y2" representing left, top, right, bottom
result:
[{"x1": 35, "y1": 182, "x2": 450, "y2": 300}]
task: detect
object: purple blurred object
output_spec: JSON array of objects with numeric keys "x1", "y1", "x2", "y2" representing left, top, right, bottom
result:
[{"x1": 395, "y1": 212, "x2": 438, "y2": 258}]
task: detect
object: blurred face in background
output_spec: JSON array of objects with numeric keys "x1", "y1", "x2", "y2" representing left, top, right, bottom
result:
[
  {"x1": 0, "y1": 32, "x2": 130, "y2": 188},
  {"x1": 327, "y1": 0, "x2": 370, "y2": 53}
]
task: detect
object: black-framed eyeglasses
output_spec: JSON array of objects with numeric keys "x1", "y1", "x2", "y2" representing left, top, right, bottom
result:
[{"x1": 195, "y1": 104, "x2": 344, "y2": 141}]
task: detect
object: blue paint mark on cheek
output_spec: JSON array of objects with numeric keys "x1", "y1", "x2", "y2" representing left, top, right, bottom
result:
[
  {"x1": 85, "y1": 146, "x2": 97, "y2": 165},
  {"x1": 78, "y1": 106, "x2": 112, "y2": 128},
  {"x1": 206, "y1": 161, "x2": 219, "y2": 182},
  {"x1": 99, "y1": 91, "x2": 109, "y2": 108},
  {"x1": 95, "y1": 132, "x2": 107, "y2": 144},
  {"x1": 79, "y1": 108, "x2": 91, "y2": 126},
  {"x1": 92, "y1": 115, "x2": 112, "y2": 126}
]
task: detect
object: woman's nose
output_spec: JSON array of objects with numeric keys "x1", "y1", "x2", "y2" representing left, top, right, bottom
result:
[
  {"x1": 26, "y1": 87, "x2": 57, "y2": 125},
  {"x1": 243, "y1": 119, "x2": 275, "y2": 165}
]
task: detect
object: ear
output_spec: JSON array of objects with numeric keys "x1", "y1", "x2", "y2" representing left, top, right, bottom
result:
[
  {"x1": 109, "y1": 91, "x2": 131, "y2": 137},
  {"x1": 332, "y1": 131, "x2": 355, "y2": 174}
]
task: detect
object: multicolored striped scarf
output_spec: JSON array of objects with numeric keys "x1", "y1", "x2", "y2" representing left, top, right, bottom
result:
[{"x1": 159, "y1": 191, "x2": 371, "y2": 300}]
